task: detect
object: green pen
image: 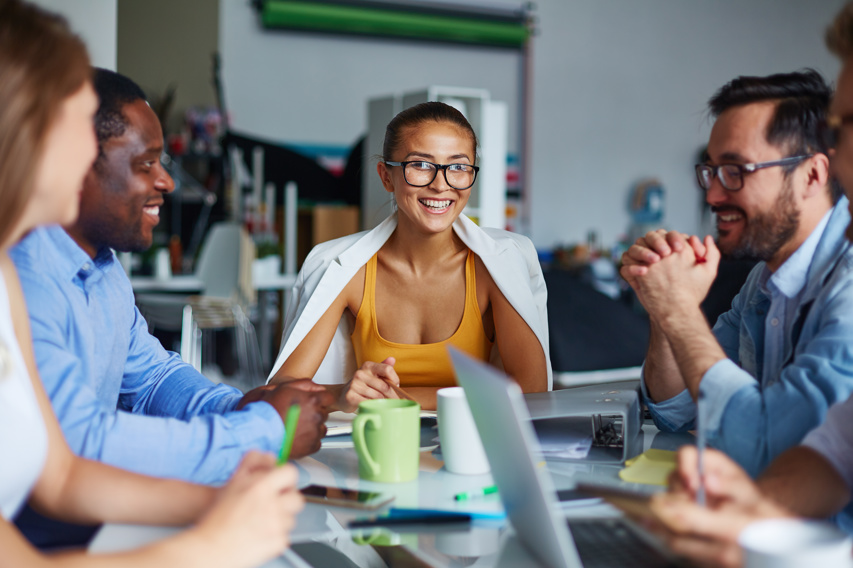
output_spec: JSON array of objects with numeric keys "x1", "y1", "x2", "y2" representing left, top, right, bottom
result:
[
  {"x1": 454, "y1": 484, "x2": 498, "y2": 501},
  {"x1": 277, "y1": 404, "x2": 301, "y2": 465}
]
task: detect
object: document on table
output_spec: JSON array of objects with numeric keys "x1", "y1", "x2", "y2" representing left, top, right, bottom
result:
[
  {"x1": 533, "y1": 419, "x2": 593, "y2": 460},
  {"x1": 325, "y1": 410, "x2": 438, "y2": 437}
]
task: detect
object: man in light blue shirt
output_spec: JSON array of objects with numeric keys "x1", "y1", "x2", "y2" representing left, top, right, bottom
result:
[
  {"x1": 621, "y1": 70, "x2": 853, "y2": 478},
  {"x1": 11, "y1": 69, "x2": 333, "y2": 548}
]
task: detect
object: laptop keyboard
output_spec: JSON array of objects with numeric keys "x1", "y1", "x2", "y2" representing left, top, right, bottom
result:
[{"x1": 568, "y1": 518, "x2": 682, "y2": 568}]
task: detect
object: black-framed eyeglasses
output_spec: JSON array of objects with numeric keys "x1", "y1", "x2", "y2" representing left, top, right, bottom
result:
[
  {"x1": 384, "y1": 160, "x2": 479, "y2": 190},
  {"x1": 820, "y1": 113, "x2": 853, "y2": 149},
  {"x1": 694, "y1": 155, "x2": 813, "y2": 192}
]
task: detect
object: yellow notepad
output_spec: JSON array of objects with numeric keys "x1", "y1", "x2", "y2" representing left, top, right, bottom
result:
[{"x1": 618, "y1": 449, "x2": 677, "y2": 486}]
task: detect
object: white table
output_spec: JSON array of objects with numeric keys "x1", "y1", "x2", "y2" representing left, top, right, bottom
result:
[{"x1": 90, "y1": 400, "x2": 692, "y2": 567}]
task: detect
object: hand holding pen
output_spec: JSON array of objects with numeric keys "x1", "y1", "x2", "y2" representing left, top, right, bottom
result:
[
  {"x1": 665, "y1": 447, "x2": 766, "y2": 509},
  {"x1": 278, "y1": 405, "x2": 301, "y2": 465},
  {"x1": 239, "y1": 381, "x2": 333, "y2": 459},
  {"x1": 696, "y1": 391, "x2": 707, "y2": 506},
  {"x1": 338, "y1": 357, "x2": 413, "y2": 412}
]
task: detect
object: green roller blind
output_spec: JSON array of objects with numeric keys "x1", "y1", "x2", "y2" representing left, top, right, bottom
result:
[{"x1": 260, "y1": 1, "x2": 530, "y2": 48}]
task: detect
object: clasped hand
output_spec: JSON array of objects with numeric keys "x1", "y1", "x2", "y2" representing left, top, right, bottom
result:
[{"x1": 620, "y1": 230, "x2": 720, "y2": 321}]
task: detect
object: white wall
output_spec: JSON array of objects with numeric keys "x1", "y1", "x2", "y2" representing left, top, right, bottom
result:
[
  {"x1": 219, "y1": 2, "x2": 523, "y2": 151},
  {"x1": 529, "y1": 0, "x2": 847, "y2": 249},
  {"x1": 31, "y1": 0, "x2": 117, "y2": 70},
  {"x1": 219, "y1": 0, "x2": 847, "y2": 249}
]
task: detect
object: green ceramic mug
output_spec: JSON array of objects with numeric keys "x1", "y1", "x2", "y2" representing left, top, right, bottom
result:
[{"x1": 352, "y1": 399, "x2": 420, "y2": 483}]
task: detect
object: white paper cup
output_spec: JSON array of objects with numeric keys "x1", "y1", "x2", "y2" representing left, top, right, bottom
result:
[
  {"x1": 437, "y1": 386, "x2": 490, "y2": 475},
  {"x1": 739, "y1": 519, "x2": 853, "y2": 568}
]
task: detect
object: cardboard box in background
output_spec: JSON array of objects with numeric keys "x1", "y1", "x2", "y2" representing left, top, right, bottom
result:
[{"x1": 291, "y1": 205, "x2": 360, "y2": 269}]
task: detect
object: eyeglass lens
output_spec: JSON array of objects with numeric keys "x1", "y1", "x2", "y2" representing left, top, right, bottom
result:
[
  {"x1": 697, "y1": 164, "x2": 744, "y2": 191},
  {"x1": 404, "y1": 162, "x2": 476, "y2": 190}
]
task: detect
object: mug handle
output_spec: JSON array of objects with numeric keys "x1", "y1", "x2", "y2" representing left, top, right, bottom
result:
[{"x1": 352, "y1": 413, "x2": 381, "y2": 478}]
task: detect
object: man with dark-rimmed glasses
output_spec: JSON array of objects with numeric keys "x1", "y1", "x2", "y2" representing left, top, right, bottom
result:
[{"x1": 620, "y1": 69, "x2": 853, "y2": 484}]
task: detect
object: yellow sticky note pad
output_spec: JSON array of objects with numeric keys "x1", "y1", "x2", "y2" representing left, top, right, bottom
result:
[{"x1": 618, "y1": 449, "x2": 677, "y2": 486}]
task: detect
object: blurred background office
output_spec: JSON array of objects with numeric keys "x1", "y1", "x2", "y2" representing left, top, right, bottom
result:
[{"x1": 31, "y1": 0, "x2": 847, "y2": 384}]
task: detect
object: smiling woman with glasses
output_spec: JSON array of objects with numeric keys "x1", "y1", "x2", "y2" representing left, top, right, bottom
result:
[
  {"x1": 269, "y1": 101, "x2": 551, "y2": 412},
  {"x1": 383, "y1": 160, "x2": 480, "y2": 190}
]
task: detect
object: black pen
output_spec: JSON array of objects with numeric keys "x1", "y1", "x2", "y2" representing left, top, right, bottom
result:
[{"x1": 349, "y1": 513, "x2": 472, "y2": 528}]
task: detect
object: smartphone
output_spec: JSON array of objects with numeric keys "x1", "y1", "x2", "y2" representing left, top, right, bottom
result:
[
  {"x1": 292, "y1": 541, "x2": 437, "y2": 568},
  {"x1": 555, "y1": 488, "x2": 604, "y2": 507},
  {"x1": 300, "y1": 484, "x2": 395, "y2": 510},
  {"x1": 573, "y1": 482, "x2": 659, "y2": 520}
]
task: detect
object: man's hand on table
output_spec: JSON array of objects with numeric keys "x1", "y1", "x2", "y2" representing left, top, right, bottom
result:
[{"x1": 239, "y1": 380, "x2": 334, "y2": 458}]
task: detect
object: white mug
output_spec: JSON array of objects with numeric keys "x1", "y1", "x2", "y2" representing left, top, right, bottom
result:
[
  {"x1": 437, "y1": 386, "x2": 490, "y2": 475},
  {"x1": 739, "y1": 518, "x2": 853, "y2": 568}
]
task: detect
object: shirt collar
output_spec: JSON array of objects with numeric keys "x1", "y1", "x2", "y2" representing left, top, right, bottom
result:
[
  {"x1": 44, "y1": 226, "x2": 116, "y2": 283},
  {"x1": 767, "y1": 208, "x2": 832, "y2": 299}
]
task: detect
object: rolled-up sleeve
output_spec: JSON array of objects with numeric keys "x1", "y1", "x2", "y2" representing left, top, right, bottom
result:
[
  {"x1": 22, "y1": 265, "x2": 283, "y2": 484},
  {"x1": 640, "y1": 284, "x2": 747, "y2": 433},
  {"x1": 33, "y1": 306, "x2": 283, "y2": 483}
]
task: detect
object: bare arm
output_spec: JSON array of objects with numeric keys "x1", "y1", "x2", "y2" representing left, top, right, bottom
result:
[
  {"x1": 476, "y1": 257, "x2": 547, "y2": 393},
  {"x1": 758, "y1": 446, "x2": 851, "y2": 519},
  {"x1": 1, "y1": 455, "x2": 303, "y2": 568},
  {"x1": 643, "y1": 320, "x2": 687, "y2": 402},
  {"x1": 622, "y1": 231, "x2": 711, "y2": 400},
  {"x1": 654, "y1": 303, "x2": 728, "y2": 399},
  {"x1": 269, "y1": 283, "x2": 352, "y2": 386},
  {"x1": 3, "y1": 257, "x2": 214, "y2": 526},
  {"x1": 632, "y1": 235, "x2": 726, "y2": 399},
  {"x1": 270, "y1": 266, "x2": 404, "y2": 411},
  {"x1": 2, "y1": 256, "x2": 303, "y2": 568}
]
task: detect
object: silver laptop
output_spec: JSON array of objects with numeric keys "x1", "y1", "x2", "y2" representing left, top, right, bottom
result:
[{"x1": 449, "y1": 347, "x2": 681, "y2": 568}]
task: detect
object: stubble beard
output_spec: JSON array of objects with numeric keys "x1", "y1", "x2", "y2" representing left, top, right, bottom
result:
[{"x1": 715, "y1": 178, "x2": 800, "y2": 262}]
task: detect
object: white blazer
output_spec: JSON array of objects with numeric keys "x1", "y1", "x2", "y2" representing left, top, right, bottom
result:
[{"x1": 268, "y1": 213, "x2": 553, "y2": 390}]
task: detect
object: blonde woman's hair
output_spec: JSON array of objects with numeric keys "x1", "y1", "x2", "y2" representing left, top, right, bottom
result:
[{"x1": 0, "y1": 0, "x2": 91, "y2": 245}]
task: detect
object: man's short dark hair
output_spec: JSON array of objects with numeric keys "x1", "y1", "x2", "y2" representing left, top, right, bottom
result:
[
  {"x1": 708, "y1": 69, "x2": 841, "y2": 203},
  {"x1": 91, "y1": 68, "x2": 146, "y2": 158}
]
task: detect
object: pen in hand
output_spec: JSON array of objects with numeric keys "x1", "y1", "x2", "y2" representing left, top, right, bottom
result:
[
  {"x1": 696, "y1": 391, "x2": 706, "y2": 506},
  {"x1": 278, "y1": 404, "x2": 301, "y2": 465}
]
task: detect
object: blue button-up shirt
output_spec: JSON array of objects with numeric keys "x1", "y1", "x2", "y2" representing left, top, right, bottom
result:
[
  {"x1": 642, "y1": 198, "x2": 853, "y2": 478},
  {"x1": 10, "y1": 226, "x2": 284, "y2": 480}
]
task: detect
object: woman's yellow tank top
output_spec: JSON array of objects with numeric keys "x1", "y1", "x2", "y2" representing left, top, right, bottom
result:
[{"x1": 351, "y1": 250, "x2": 494, "y2": 388}]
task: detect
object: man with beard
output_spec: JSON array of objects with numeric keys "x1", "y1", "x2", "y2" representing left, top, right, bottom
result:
[
  {"x1": 621, "y1": 70, "x2": 853, "y2": 478},
  {"x1": 10, "y1": 69, "x2": 333, "y2": 548}
]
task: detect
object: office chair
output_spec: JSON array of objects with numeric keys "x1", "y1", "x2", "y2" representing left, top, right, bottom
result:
[{"x1": 135, "y1": 221, "x2": 264, "y2": 390}]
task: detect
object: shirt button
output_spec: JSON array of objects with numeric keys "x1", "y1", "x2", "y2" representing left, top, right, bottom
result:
[
  {"x1": 770, "y1": 317, "x2": 779, "y2": 326},
  {"x1": 82, "y1": 263, "x2": 91, "y2": 271}
]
